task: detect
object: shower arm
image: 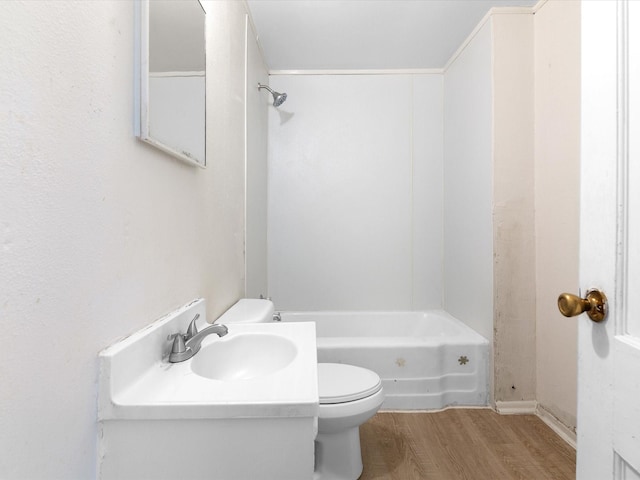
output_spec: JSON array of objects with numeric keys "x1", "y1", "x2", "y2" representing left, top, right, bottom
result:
[{"x1": 258, "y1": 83, "x2": 275, "y2": 94}]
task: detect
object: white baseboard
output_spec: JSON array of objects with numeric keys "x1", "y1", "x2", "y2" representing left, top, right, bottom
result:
[
  {"x1": 536, "y1": 404, "x2": 577, "y2": 450},
  {"x1": 494, "y1": 400, "x2": 576, "y2": 450},
  {"x1": 381, "y1": 405, "x2": 492, "y2": 414},
  {"x1": 495, "y1": 400, "x2": 538, "y2": 415}
]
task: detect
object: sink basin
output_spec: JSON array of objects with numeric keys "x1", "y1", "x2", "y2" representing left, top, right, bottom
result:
[{"x1": 190, "y1": 333, "x2": 298, "y2": 381}]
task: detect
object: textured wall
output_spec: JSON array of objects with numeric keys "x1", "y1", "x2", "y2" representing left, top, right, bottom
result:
[
  {"x1": 492, "y1": 12, "x2": 537, "y2": 403},
  {"x1": 0, "y1": 1, "x2": 251, "y2": 478}
]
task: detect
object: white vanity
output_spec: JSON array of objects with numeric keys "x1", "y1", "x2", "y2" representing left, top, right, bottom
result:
[{"x1": 97, "y1": 299, "x2": 318, "y2": 479}]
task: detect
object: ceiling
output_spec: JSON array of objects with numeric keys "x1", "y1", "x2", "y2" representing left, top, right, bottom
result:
[{"x1": 247, "y1": 0, "x2": 538, "y2": 71}]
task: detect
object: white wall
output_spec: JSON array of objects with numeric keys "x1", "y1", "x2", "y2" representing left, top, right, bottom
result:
[
  {"x1": 0, "y1": 1, "x2": 252, "y2": 478},
  {"x1": 267, "y1": 74, "x2": 443, "y2": 311},
  {"x1": 534, "y1": 0, "x2": 580, "y2": 432},
  {"x1": 443, "y1": 21, "x2": 494, "y2": 341}
]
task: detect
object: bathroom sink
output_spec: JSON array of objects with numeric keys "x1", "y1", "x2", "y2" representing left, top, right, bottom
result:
[
  {"x1": 99, "y1": 306, "x2": 317, "y2": 420},
  {"x1": 190, "y1": 333, "x2": 298, "y2": 381}
]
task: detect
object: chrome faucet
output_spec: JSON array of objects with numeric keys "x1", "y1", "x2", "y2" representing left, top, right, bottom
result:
[{"x1": 168, "y1": 314, "x2": 228, "y2": 363}]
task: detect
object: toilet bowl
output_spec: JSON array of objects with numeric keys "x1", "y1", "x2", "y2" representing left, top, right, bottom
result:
[
  {"x1": 314, "y1": 363, "x2": 384, "y2": 480},
  {"x1": 218, "y1": 299, "x2": 385, "y2": 480}
]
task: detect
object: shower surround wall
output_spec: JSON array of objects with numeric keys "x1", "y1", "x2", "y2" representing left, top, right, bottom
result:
[
  {"x1": 267, "y1": 74, "x2": 443, "y2": 311},
  {"x1": 442, "y1": 21, "x2": 493, "y2": 343}
]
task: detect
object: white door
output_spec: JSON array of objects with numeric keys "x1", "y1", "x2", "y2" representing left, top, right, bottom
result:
[{"x1": 578, "y1": 1, "x2": 640, "y2": 478}]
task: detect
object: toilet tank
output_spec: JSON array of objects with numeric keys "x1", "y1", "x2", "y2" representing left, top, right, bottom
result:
[{"x1": 217, "y1": 298, "x2": 274, "y2": 324}]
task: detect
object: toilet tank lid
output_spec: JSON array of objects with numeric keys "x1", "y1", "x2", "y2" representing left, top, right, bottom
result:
[{"x1": 217, "y1": 298, "x2": 275, "y2": 324}]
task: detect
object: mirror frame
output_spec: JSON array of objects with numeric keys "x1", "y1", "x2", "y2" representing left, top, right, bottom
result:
[{"x1": 134, "y1": 0, "x2": 206, "y2": 168}]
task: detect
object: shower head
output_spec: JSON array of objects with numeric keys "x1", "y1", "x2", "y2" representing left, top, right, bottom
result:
[{"x1": 258, "y1": 83, "x2": 287, "y2": 107}]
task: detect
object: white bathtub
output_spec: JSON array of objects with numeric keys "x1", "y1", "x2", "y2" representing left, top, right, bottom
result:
[{"x1": 280, "y1": 310, "x2": 490, "y2": 410}]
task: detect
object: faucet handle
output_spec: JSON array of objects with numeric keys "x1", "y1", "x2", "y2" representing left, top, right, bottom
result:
[
  {"x1": 186, "y1": 314, "x2": 200, "y2": 340},
  {"x1": 166, "y1": 313, "x2": 200, "y2": 342},
  {"x1": 170, "y1": 334, "x2": 186, "y2": 354}
]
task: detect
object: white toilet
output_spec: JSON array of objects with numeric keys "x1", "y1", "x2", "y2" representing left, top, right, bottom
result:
[
  {"x1": 314, "y1": 362, "x2": 384, "y2": 480},
  {"x1": 220, "y1": 299, "x2": 384, "y2": 480}
]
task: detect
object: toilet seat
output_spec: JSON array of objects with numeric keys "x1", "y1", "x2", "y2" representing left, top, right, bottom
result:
[{"x1": 318, "y1": 363, "x2": 382, "y2": 404}]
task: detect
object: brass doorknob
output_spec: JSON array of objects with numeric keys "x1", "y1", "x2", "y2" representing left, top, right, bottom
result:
[{"x1": 557, "y1": 289, "x2": 608, "y2": 322}]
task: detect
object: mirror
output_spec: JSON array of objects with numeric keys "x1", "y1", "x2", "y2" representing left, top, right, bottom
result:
[{"x1": 135, "y1": 0, "x2": 206, "y2": 167}]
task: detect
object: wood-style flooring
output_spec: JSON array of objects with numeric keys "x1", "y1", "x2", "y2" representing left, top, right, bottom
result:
[{"x1": 359, "y1": 409, "x2": 576, "y2": 480}]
